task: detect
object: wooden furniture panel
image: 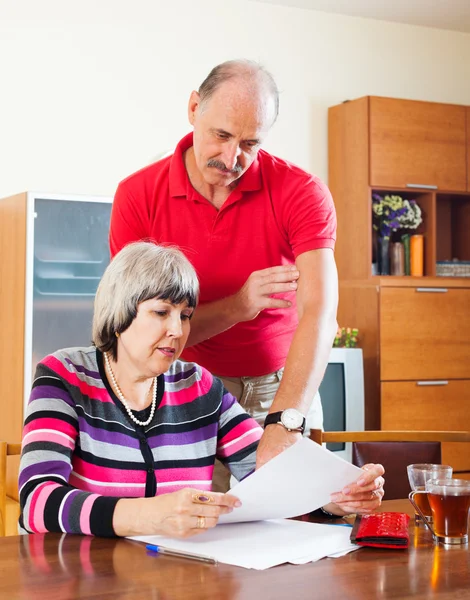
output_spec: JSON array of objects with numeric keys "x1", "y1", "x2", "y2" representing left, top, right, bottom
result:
[
  {"x1": 467, "y1": 106, "x2": 470, "y2": 191},
  {"x1": 328, "y1": 98, "x2": 370, "y2": 280},
  {"x1": 380, "y1": 287, "x2": 470, "y2": 380},
  {"x1": 0, "y1": 194, "x2": 27, "y2": 444},
  {"x1": 370, "y1": 97, "x2": 467, "y2": 191},
  {"x1": 381, "y1": 380, "x2": 470, "y2": 471},
  {"x1": 338, "y1": 282, "x2": 380, "y2": 429}
]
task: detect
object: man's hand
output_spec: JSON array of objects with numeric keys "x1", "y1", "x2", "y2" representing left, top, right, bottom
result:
[
  {"x1": 255, "y1": 424, "x2": 301, "y2": 470},
  {"x1": 231, "y1": 265, "x2": 299, "y2": 322}
]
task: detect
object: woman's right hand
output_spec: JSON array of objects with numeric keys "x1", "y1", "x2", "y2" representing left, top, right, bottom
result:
[{"x1": 113, "y1": 488, "x2": 241, "y2": 538}]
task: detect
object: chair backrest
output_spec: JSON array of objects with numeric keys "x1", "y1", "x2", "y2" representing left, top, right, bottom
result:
[
  {"x1": 310, "y1": 430, "x2": 470, "y2": 501},
  {"x1": 352, "y1": 441, "x2": 441, "y2": 500},
  {"x1": 0, "y1": 442, "x2": 22, "y2": 537}
]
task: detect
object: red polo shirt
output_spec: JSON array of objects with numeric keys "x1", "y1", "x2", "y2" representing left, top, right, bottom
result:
[{"x1": 110, "y1": 133, "x2": 336, "y2": 377}]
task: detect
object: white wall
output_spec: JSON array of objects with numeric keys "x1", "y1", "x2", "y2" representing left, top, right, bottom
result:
[{"x1": 1, "y1": 0, "x2": 470, "y2": 199}]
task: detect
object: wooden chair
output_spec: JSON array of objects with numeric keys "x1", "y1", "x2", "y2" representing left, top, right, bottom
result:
[
  {"x1": 310, "y1": 430, "x2": 470, "y2": 500},
  {"x1": 0, "y1": 441, "x2": 22, "y2": 537}
]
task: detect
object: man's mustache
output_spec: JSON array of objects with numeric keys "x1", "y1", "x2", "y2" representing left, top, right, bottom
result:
[{"x1": 207, "y1": 159, "x2": 243, "y2": 174}]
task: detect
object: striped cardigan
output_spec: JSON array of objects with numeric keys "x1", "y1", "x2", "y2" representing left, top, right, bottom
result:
[{"x1": 19, "y1": 347, "x2": 262, "y2": 537}]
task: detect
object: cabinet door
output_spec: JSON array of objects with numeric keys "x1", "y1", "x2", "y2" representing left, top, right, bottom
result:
[
  {"x1": 370, "y1": 97, "x2": 467, "y2": 191},
  {"x1": 32, "y1": 198, "x2": 112, "y2": 372},
  {"x1": 381, "y1": 380, "x2": 470, "y2": 472},
  {"x1": 380, "y1": 287, "x2": 470, "y2": 381}
]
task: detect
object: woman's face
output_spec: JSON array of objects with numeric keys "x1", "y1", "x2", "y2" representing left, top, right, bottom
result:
[{"x1": 117, "y1": 298, "x2": 193, "y2": 377}]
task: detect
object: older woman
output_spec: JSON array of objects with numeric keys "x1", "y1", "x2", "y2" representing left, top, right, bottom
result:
[{"x1": 19, "y1": 242, "x2": 384, "y2": 538}]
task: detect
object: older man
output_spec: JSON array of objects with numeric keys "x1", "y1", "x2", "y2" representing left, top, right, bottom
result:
[{"x1": 110, "y1": 59, "x2": 338, "y2": 491}]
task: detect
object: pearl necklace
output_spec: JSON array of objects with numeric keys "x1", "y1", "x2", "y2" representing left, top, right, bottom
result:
[{"x1": 104, "y1": 352, "x2": 157, "y2": 427}]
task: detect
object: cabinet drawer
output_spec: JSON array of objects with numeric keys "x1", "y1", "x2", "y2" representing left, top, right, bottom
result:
[
  {"x1": 369, "y1": 97, "x2": 467, "y2": 191},
  {"x1": 380, "y1": 287, "x2": 470, "y2": 381},
  {"x1": 381, "y1": 380, "x2": 470, "y2": 471}
]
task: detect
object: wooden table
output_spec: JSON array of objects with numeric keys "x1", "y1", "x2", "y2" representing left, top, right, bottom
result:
[{"x1": 0, "y1": 500, "x2": 468, "y2": 600}]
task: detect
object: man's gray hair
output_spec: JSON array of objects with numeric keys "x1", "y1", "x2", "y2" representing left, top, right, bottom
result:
[
  {"x1": 92, "y1": 242, "x2": 199, "y2": 360},
  {"x1": 198, "y1": 59, "x2": 279, "y2": 121}
]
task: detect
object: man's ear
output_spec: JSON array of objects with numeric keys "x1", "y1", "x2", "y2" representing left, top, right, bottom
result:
[{"x1": 188, "y1": 90, "x2": 201, "y2": 126}]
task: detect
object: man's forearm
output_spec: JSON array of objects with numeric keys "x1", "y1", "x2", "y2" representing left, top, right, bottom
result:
[{"x1": 268, "y1": 307, "x2": 338, "y2": 416}]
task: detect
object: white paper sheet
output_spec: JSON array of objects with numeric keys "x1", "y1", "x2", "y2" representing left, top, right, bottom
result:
[
  {"x1": 219, "y1": 437, "x2": 362, "y2": 523},
  {"x1": 130, "y1": 519, "x2": 359, "y2": 570}
]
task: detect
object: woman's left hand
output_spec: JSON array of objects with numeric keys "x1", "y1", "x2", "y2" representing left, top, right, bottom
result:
[{"x1": 323, "y1": 463, "x2": 385, "y2": 516}]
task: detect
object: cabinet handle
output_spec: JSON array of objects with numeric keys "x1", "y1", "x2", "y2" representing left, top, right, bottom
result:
[
  {"x1": 406, "y1": 183, "x2": 438, "y2": 190},
  {"x1": 416, "y1": 287, "x2": 448, "y2": 293},
  {"x1": 416, "y1": 381, "x2": 449, "y2": 386}
]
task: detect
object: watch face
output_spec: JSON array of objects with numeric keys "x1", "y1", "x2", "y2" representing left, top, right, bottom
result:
[{"x1": 280, "y1": 408, "x2": 304, "y2": 430}]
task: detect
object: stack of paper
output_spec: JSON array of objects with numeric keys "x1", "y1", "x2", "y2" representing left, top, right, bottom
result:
[
  {"x1": 131, "y1": 519, "x2": 357, "y2": 570},
  {"x1": 128, "y1": 438, "x2": 364, "y2": 569}
]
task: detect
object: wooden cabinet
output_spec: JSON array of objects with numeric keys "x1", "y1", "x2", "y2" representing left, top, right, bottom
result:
[
  {"x1": 330, "y1": 96, "x2": 470, "y2": 475},
  {"x1": 380, "y1": 287, "x2": 470, "y2": 381},
  {"x1": 370, "y1": 97, "x2": 467, "y2": 191},
  {"x1": 381, "y1": 380, "x2": 470, "y2": 472}
]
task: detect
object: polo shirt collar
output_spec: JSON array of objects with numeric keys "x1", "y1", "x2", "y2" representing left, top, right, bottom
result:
[{"x1": 169, "y1": 132, "x2": 262, "y2": 198}]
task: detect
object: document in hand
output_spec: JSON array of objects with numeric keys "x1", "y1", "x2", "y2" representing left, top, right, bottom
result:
[
  {"x1": 128, "y1": 439, "x2": 363, "y2": 569},
  {"x1": 219, "y1": 437, "x2": 363, "y2": 523}
]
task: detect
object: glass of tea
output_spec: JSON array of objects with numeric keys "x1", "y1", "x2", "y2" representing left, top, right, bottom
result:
[
  {"x1": 407, "y1": 464, "x2": 453, "y2": 524},
  {"x1": 410, "y1": 478, "x2": 470, "y2": 545}
]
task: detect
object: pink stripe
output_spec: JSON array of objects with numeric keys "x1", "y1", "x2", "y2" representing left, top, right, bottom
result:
[
  {"x1": 30, "y1": 483, "x2": 61, "y2": 533},
  {"x1": 73, "y1": 457, "x2": 147, "y2": 484},
  {"x1": 80, "y1": 494, "x2": 99, "y2": 535},
  {"x1": 159, "y1": 482, "x2": 212, "y2": 495},
  {"x1": 160, "y1": 368, "x2": 212, "y2": 407},
  {"x1": 219, "y1": 428, "x2": 262, "y2": 459},
  {"x1": 42, "y1": 356, "x2": 112, "y2": 402},
  {"x1": 24, "y1": 430, "x2": 75, "y2": 450},
  {"x1": 23, "y1": 417, "x2": 77, "y2": 439},
  {"x1": 69, "y1": 473, "x2": 143, "y2": 497},
  {"x1": 153, "y1": 466, "x2": 212, "y2": 483},
  {"x1": 219, "y1": 420, "x2": 262, "y2": 445}
]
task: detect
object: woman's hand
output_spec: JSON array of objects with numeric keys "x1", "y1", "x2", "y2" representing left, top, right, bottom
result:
[
  {"x1": 113, "y1": 488, "x2": 241, "y2": 538},
  {"x1": 322, "y1": 463, "x2": 385, "y2": 516}
]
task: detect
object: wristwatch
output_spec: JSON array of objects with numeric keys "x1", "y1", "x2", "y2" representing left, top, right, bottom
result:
[{"x1": 264, "y1": 408, "x2": 306, "y2": 433}]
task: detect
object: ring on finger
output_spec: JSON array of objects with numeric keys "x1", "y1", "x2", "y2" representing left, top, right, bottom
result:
[
  {"x1": 192, "y1": 493, "x2": 215, "y2": 504},
  {"x1": 196, "y1": 516, "x2": 206, "y2": 529}
]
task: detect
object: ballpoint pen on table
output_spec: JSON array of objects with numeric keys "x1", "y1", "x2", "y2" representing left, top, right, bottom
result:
[{"x1": 145, "y1": 544, "x2": 218, "y2": 565}]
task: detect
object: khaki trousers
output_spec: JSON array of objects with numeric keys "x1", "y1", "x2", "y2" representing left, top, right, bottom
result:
[{"x1": 212, "y1": 368, "x2": 323, "y2": 492}]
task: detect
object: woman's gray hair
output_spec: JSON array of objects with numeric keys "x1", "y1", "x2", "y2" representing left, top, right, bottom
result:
[{"x1": 92, "y1": 242, "x2": 199, "y2": 360}]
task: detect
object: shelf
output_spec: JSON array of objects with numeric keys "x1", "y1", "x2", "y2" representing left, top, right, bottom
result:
[{"x1": 373, "y1": 276, "x2": 470, "y2": 288}]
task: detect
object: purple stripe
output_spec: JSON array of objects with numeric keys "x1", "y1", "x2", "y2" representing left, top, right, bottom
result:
[
  {"x1": 78, "y1": 416, "x2": 140, "y2": 448},
  {"x1": 64, "y1": 358, "x2": 100, "y2": 379},
  {"x1": 61, "y1": 488, "x2": 81, "y2": 528},
  {"x1": 150, "y1": 423, "x2": 218, "y2": 448},
  {"x1": 165, "y1": 365, "x2": 198, "y2": 383},
  {"x1": 19, "y1": 460, "x2": 71, "y2": 489},
  {"x1": 29, "y1": 385, "x2": 75, "y2": 408}
]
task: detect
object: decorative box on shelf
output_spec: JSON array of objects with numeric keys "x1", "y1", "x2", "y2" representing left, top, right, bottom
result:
[{"x1": 436, "y1": 261, "x2": 470, "y2": 277}]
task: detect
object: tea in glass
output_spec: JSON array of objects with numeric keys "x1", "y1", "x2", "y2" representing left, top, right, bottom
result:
[
  {"x1": 426, "y1": 478, "x2": 470, "y2": 544},
  {"x1": 407, "y1": 464, "x2": 453, "y2": 524}
]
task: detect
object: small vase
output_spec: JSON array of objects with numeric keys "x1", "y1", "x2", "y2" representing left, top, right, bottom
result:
[
  {"x1": 390, "y1": 242, "x2": 405, "y2": 276},
  {"x1": 378, "y1": 237, "x2": 390, "y2": 275}
]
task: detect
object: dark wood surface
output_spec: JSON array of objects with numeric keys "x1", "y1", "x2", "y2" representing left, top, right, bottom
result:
[{"x1": 0, "y1": 500, "x2": 468, "y2": 600}]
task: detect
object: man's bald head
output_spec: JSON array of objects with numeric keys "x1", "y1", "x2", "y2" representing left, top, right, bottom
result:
[{"x1": 198, "y1": 60, "x2": 279, "y2": 125}]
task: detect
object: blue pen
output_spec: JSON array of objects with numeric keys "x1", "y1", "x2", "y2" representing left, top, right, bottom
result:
[{"x1": 145, "y1": 544, "x2": 217, "y2": 565}]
